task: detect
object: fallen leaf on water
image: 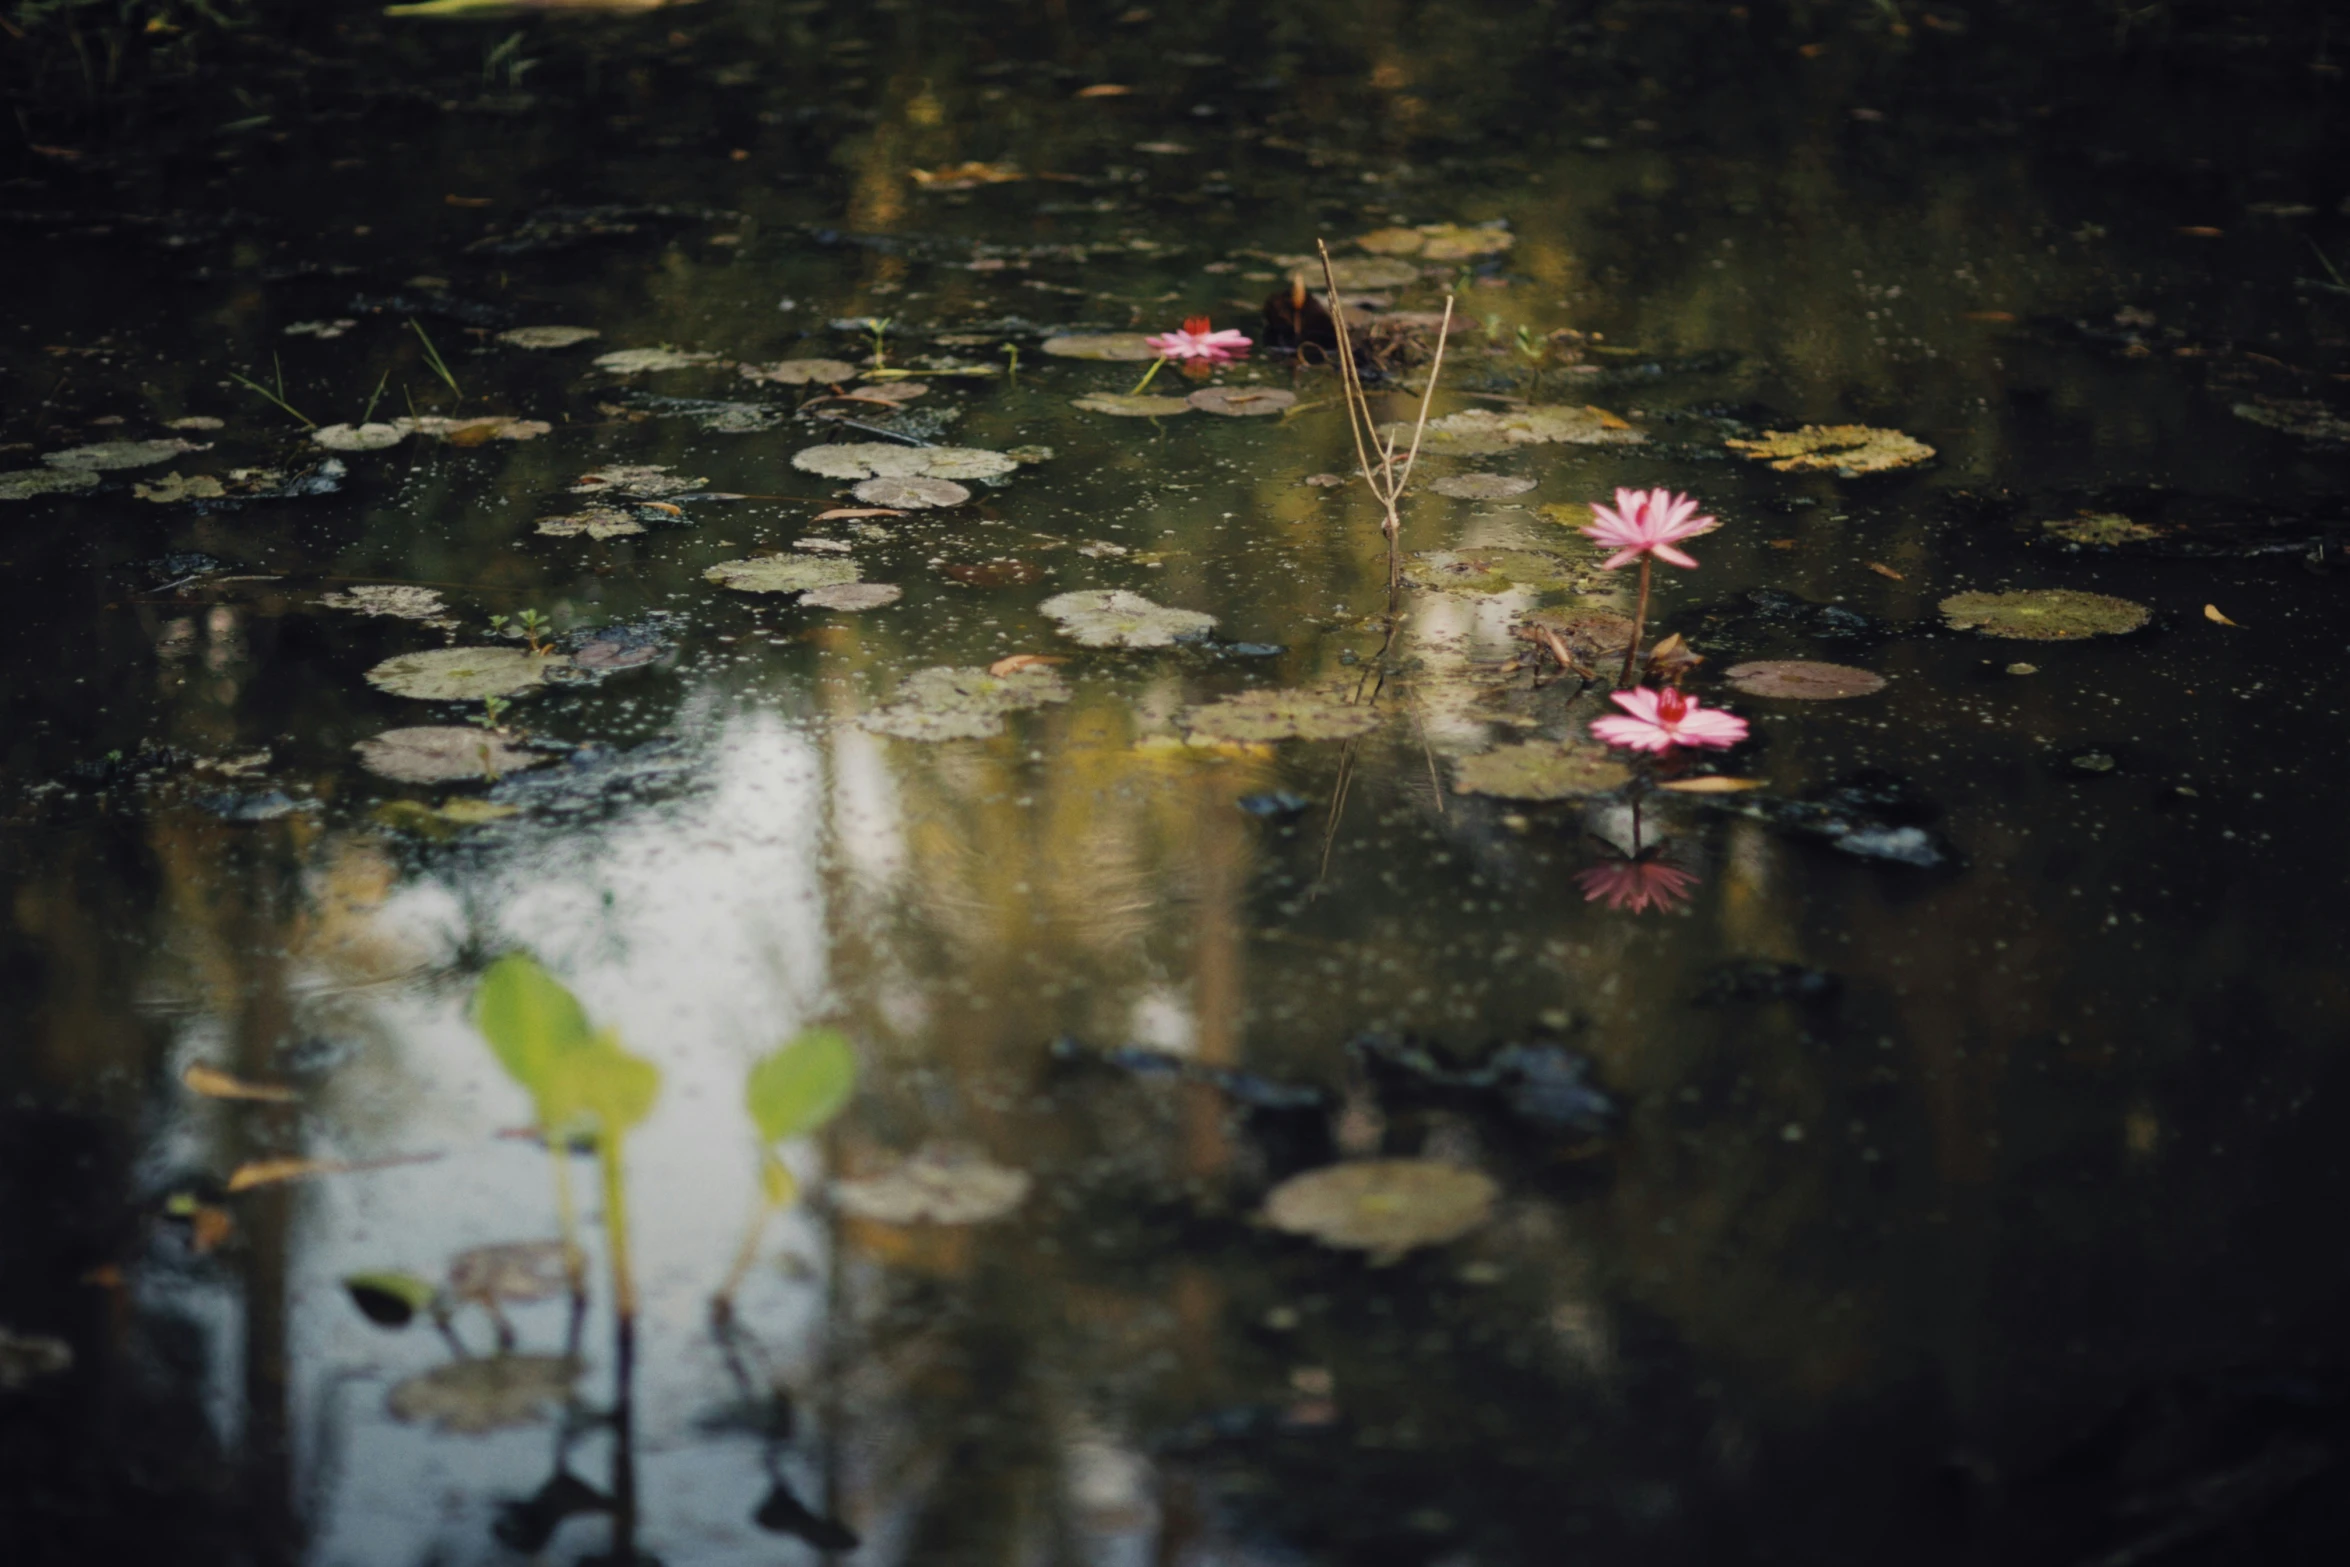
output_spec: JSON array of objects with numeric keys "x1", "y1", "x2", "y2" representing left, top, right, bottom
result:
[
  {"x1": 1039, "y1": 333, "x2": 1160, "y2": 362},
  {"x1": 1073, "y1": 392, "x2": 1194, "y2": 418},
  {"x1": 0, "y1": 467, "x2": 100, "y2": 500},
  {"x1": 312, "y1": 421, "x2": 408, "y2": 451},
  {"x1": 319, "y1": 584, "x2": 450, "y2": 620},
  {"x1": 447, "y1": 1240, "x2": 571, "y2": 1306},
  {"x1": 1387, "y1": 404, "x2": 1642, "y2": 456},
  {"x1": 987, "y1": 654, "x2": 1067, "y2": 676},
  {"x1": 1657, "y1": 776, "x2": 1768, "y2": 794},
  {"x1": 1865, "y1": 561, "x2": 1904, "y2": 581},
  {"x1": 1451, "y1": 742, "x2": 1631, "y2": 800},
  {"x1": 909, "y1": 161, "x2": 1027, "y2": 189},
  {"x1": 43, "y1": 438, "x2": 206, "y2": 471},
  {"x1": 1188, "y1": 386, "x2": 1296, "y2": 417},
  {"x1": 183, "y1": 1063, "x2": 299, "y2": 1103},
  {"x1": 740, "y1": 357, "x2": 859, "y2": 385},
  {"x1": 134, "y1": 472, "x2": 226, "y2": 504},
  {"x1": 2204, "y1": 603, "x2": 2240, "y2": 626},
  {"x1": 1075, "y1": 83, "x2": 1133, "y2": 97},
  {"x1": 226, "y1": 1152, "x2": 439, "y2": 1191},
  {"x1": 1262, "y1": 1159, "x2": 1498, "y2": 1264}
]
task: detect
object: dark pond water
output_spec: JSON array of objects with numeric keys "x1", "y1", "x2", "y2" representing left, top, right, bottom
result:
[{"x1": 3, "y1": 2, "x2": 2348, "y2": 1563}]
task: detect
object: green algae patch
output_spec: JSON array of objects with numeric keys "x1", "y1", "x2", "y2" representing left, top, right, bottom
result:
[
  {"x1": 1938, "y1": 588, "x2": 2151, "y2": 640},
  {"x1": 1725, "y1": 424, "x2": 1934, "y2": 476}
]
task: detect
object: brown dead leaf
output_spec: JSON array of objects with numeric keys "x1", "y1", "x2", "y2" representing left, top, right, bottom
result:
[
  {"x1": 1963, "y1": 311, "x2": 2017, "y2": 323},
  {"x1": 814, "y1": 507, "x2": 906, "y2": 521},
  {"x1": 1657, "y1": 777, "x2": 1767, "y2": 794},
  {"x1": 225, "y1": 1151, "x2": 439, "y2": 1192},
  {"x1": 1076, "y1": 83, "x2": 1133, "y2": 98},
  {"x1": 988, "y1": 654, "x2": 1068, "y2": 677},
  {"x1": 909, "y1": 161, "x2": 1027, "y2": 189},
  {"x1": 2177, "y1": 226, "x2": 2225, "y2": 238},
  {"x1": 444, "y1": 194, "x2": 492, "y2": 208},
  {"x1": 1589, "y1": 405, "x2": 1632, "y2": 431},
  {"x1": 190, "y1": 1205, "x2": 234, "y2": 1254},
  {"x1": 2204, "y1": 603, "x2": 2240, "y2": 627},
  {"x1": 639, "y1": 501, "x2": 683, "y2": 517},
  {"x1": 1866, "y1": 561, "x2": 1904, "y2": 581},
  {"x1": 182, "y1": 1063, "x2": 299, "y2": 1104}
]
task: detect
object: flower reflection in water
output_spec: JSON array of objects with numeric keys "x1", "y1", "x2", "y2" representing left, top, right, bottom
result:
[{"x1": 1575, "y1": 855, "x2": 1700, "y2": 915}]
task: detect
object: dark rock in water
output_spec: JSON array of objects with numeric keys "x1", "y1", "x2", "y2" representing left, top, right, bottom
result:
[
  {"x1": 1237, "y1": 790, "x2": 1310, "y2": 819},
  {"x1": 1695, "y1": 960, "x2": 1842, "y2": 1006},
  {"x1": 1704, "y1": 769, "x2": 1955, "y2": 868}
]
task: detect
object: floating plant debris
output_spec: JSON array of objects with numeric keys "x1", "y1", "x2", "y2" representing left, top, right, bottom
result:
[
  {"x1": 0, "y1": 467, "x2": 100, "y2": 500},
  {"x1": 536, "y1": 507, "x2": 646, "y2": 539},
  {"x1": 791, "y1": 442, "x2": 1018, "y2": 482},
  {"x1": 569, "y1": 463, "x2": 704, "y2": 497},
  {"x1": 1404, "y1": 547, "x2": 1612, "y2": 597},
  {"x1": 593, "y1": 346, "x2": 720, "y2": 373},
  {"x1": 1180, "y1": 689, "x2": 1382, "y2": 743},
  {"x1": 1073, "y1": 392, "x2": 1194, "y2": 417},
  {"x1": 704, "y1": 556, "x2": 862, "y2": 595},
  {"x1": 1262, "y1": 1159, "x2": 1499, "y2": 1263},
  {"x1": 44, "y1": 438, "x2": 206, "y2": 471},
  {"x1": 1937, "y1": 588, "x2": 2151, "y2": 640},
  {"x1": 496, "y1": 325, "x2": 601, "y2": 349},
  {"x1": 1352, "y1": 222, "x2": 1514, "y2": 260},
  {"x1": 802, "y1": 582, "x2": 903, "y2": 611},
  {"x1": 1725, "y1": 424, "x2": 1935, "y2": 475},
  {"x1": 1039, "y1": 590, "x2": 1217, "y2": 648},
  {"x1": 2042, "y1": 511, "x2": 2163, "y2": 546},
  {"x1": 862, "y1": 663, "x2": 1071, "y2": 740}
]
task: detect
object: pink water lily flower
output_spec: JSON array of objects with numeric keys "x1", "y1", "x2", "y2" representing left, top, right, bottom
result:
[
  {"x1": 1145, "y1": 316, "x2": 1253, "y2": 364},
  {"x1": 1590, "y1": 686, "x2": 1750, "y2": 753},
  {"x1": 1575, "y1": 857, "x2": 1698, "y2": 915},
  {"x1": 1583, "y1": 487, "x2": 1718, "y2": 570}
]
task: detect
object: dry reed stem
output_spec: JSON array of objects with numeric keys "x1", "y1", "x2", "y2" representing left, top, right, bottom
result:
[{"x1": 1314, "y1": 241, "x2": 1454, "y2": 603}]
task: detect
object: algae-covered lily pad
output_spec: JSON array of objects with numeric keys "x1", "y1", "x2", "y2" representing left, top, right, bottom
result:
[
  {"x1": 1040, "y1": 332, "x2": 1159, "y2": 361},
  {"x1": 1262, "y1": 1159, "x2": 1499, "y2": 1263},
  {"x1": 802, "y1": 582, "x2": 902, "y2": 611},
  {"x1": 45, "y1": 438, "x2": 205, "y2": 470},
  {"x1": 372, "y1": 798, "x2": 520, "y2": 838},
  {"x1": 1451, "y1": 742, "x2": 1631, "y2": 800},
  {"x1": 1432, "y1": 472, "x2": 1536, "y2": 500},
  {"x1": 365, "y1": 647, "x2": 569, "y2": 700},
  {"x1": 852, "y1": 476, "x2": 969, "y2": 509},
  {"x1": 1937, "y1": 588, "x2": 2150, "y2": 640},
  {"x1": 1188, "y1": 385, "x2": 1295, "y2": 417},
  {"x1": 1073, "y1": 392, "x2": 1194, "y2": 418},
  {"x1": 2233, "y1": 397, "x2": 2350, "y2": 445},
  {"x1": 354, "y1": 727, "x2": 546, "y2": 784},
  {"x1": 386, "y1": 1355, "x2": 579, "y2": 1435},
  {"x1": 0, "y1": 466, "x2": 100, "y2": 500},
  {"x1": 1392, "y1": 405, "x2": 1643, "y2": 457},
  {"x1": 740, "y1": 357, "x2": 860, "y2": 385},
  {"x1": 1039, "y1": 589, "x2": 1218, "y2": 648},
  {"x1": 497, "y1": 325, "x2": 600, "y2": 349},
  {"x1": 134, "y1": 472, "x2": 226, "y2": 503},
  {"x1": 1355, "y1": 222, "x2": 1514, "y2": 261},
  {"x1": 2042, "y1": 512, "x2": 2163, "y2": 546},
  {"x1": 705, "y1": 556, "x2": 861, "y2": 595},
  {"x1": 1723, "y1": 660, "x2": 1887, "y2": 699},
  {"x1": 863, "y1": 664, "x2": 1071, "y2": 740},
  {"x1": 1405, "y1": 547, "x2": 1609, "y2": 597},
  {"x1": 594, "y1": 346, "x2": 719, "y2": 373},
  {"x1": 1181, "y1": 689, "x2": 1382, "y2": 743},
  {"x1": 832, "y1": 1146, "x2": 1033, "y2": 1225},
  {"x1": 791, "y1": 442, "x2": 1018, "y2": 482},
  {"x1": 569, "y1": 463, "x2": 704, "y2": 498},
  {"x1": 312, "y1": 422, "x2": 409, "y2": 452},
  {"x1": 537, "y1": 507, "x2": 644, "y2": 539},
  {"x1": 1271, "y1": 255, "x2": 1422, "y2": 289},
  {"x1": 320, "y1": 585, "x2": 450, "y2": 620},
  {"x1": 1726, "y1": 424, "x2": 1935, "y2": 476}
]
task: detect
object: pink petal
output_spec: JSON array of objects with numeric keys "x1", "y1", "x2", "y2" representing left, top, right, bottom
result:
[
  {"x1": 1599, "y1": 546, "x2": 1645, "y2": 570},
  {"x1": 1608, "y1": 687, "x2": 1664, "y2": 720},
  {"x1": 1674, "y1": 710, "x2": 1751, "y2": 747},
  {"x1": 1591, "y1": 716, "x2": 1672, "y2": 752},
  {"x1": 1650, "y1": 542, "x2": 1699, "y2": 569}
]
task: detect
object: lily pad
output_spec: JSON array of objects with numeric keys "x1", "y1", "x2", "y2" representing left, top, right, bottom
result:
[
  {"x1": 44, "y1": 438, "x2": 204, "y2": 471},
  {"x1": 320, "y1": 584, "x2": 450, "y2": 620},
  {"x1": 2233, "y1": 397, "x2": 2350, "y2": 445},
  {"x1": 1390, "y1": 405, "x2": 1644, "y2": 457},
  {"x1": 1431, "y1": 472, "x2": 1536, "y2": 500},
  {"x1": 447, "y1": 1240, "x2": 570, "y2": 1306},
  {"x1": 373, "y1": 798, "x2": 520, "y2": 838},
  {"x1": 569, "y1": 463, "x2": 704, "y2": 498},
  {"x1": 1261, "y1": 1159, "x2": 1499, "y2": 1263},
  {"x1": 1451, "y1": 742, "x2": 1631, "y2": 800},
  {"x1": 129, "y1": 472, "x2": 224, "y2": 503},
  {"x1": 2042, "y1": 512, "x2": 2162, "y2": 546},
  {"x1": 594, "y1": 346, "x2": 719, "y2": 373},
  {"x1": 386, "y1": 1355, "x2": 579, "y2": 1435},
  {"x1": 1355, "y1": 222, "x2": 1513, "y2": 261},
  {"x1": 1039, "y1": 589, "x2": 1218, "y2": 648},
  {"x1": 1040, "y1": 332, "x2": 1160, "y2": 362},
  {"x1": 312, "y1": 422, "x2": 409, "y2": 452},
  {"x1": 852, "y1": 476, "x2": 969, "y2": 509},
  {"x1": 1073, "y1": 392, "x2": 1194, "y2": 418},
  {"x1": 705, "y1": 556, "x2": 861, "y2": 595},
  {"x1": 1273, "y1": 255, "x2": 1422, "y2": 289},
  {"x1": 1405, "y1": 547, "x2": 1611, "y2": 597},
  {"x1": 832, "y1": 1146, "x2": 1032, "y2": 1225},
  {"x1": 1188, "y1": 386, "x2": 1296, "y2": 417},
  {"x1": 0, "y1": 466, "x2": 100, "y2": 500},
  {"x1": 1180, "y1": 689, "x2": 1382, "y2": 743},
  {"x1": 791, "y1": 442, "x2": 1018, "y2": 482},
  {"x1": 406, "y1": 415, "x2": 553, "y2": 444},
  {"x1": 497, "y1": 325, "x2": 601, "y2": 350},
  {"x1": 1723, "y1": 660, "x2": 1888, "y2": 699},
  {"x1": 365, "y1": 647, "x2": 569, "y2": 701},
  {"x1": 863, "y1": 664, "x2": 1071, "y2": 741},
  {"x1": 0, "y1": 1327, "x2": 73, "y2": 1389},
  {"x1": 1726, "y1": 424, "x2": 1935, "y2": 476},
  {"x1": 1937, "y1": 588, "x2": 2151, "y2": 640},
  {"x1": 740, "y1": 357, "x2": 860, "y2": 385},
  {"x1": 802, "y1": 582, "x2": 902, "y2": 611},
  {"x1": 353, "y1": 727, "x2": 546, "y2": 784},
  {"x1": 537, "y1": 507, "x2": 644, "y2": 539}
]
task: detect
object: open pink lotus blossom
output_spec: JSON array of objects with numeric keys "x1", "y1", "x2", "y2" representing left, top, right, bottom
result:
[
  {"x1": 1576, "y1": 858, "x2": 1699, "y2": 914},
  {"x1": 1145, "y1": 316, "x2": 1253, "y2": 364},
  {"x1": 1589, "y1": 686, "x2": 1750, "y2": 753},
  {"x1": 1582, "y1": 487, "x2": 1718, "y2": 570}
]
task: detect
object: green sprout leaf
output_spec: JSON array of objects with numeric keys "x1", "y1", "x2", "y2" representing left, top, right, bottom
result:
[
  {"x1": 345, "y1": 1270, "x2": 439, "y2": 1329},
  {"x1": 470, "y1": 953, "x2": 596, "y2": 1121},
  {"x1": 746, "y1": 1028, "x2": 858, "y2": 1145}
]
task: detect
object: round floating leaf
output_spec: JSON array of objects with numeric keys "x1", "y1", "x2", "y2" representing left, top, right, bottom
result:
[
  {"x1": 386, "y1": 1355, "x2": 579, "y2": 1434},
  {"x1": 791, "y1": 442, "x2": 1016, "y2": 482},
  {"x1": 1262, "y1": 1159, "x2": 1498, "y2": 1262},
  {"x1": 1405, "y1": 547, "x2": 1611, "y2": 597},
  {"x1": 2233, "y1": 397, "x2": 2350, "y2": 445},
  {"x1": 863, "y1": 664, "x2": 1071, "y2": 741},
  {"x1": 852, "y1": 476, "x2": 969, "y2": 509},
  {"x1": 312, "y1": 422, "x2": 409, "y2": 452},
  {"x1": 1039, "y1": 589, "x2": 1218, "y2": 648},
  {"x1": 920, "y1": 447, "x2": 1020, "y2": 481},
  {"x1": 354, "y1": 726, "x2": 546, "y2": 784},
  {"x1": 42, "y1": 438, "x2": 204, "y2": 471},
  {"x1": 447, "y1": 1241, "x2": 570, "y2": 1306},
  {"x1": 740, "y1": 357, "x2": 859, "y2": 385},
  {"x1": 497, "y1": 325, "x2": 600, "y2": 349},
  {"x1": 832, "y1": 1146, "x2": 1032, "y2": 1226},
  {"x1": 1181, "y1": 689, "x2": 1383, "y2": 743},
  {"x1": 1188, "y1": 386, "x2": 1296, "y2": 417},
  {"x1": 569, "y1": 463, "x2": 703, "y2": 497},
  {"x1": 1431, "y1": 472, "x2": 1536, "y2": 500},
  {"x1": 0, "y1": 466, "x2": 100, "y2": 500},
  {"x1": 801, "y1": 582, "x2": 902, "y2": 611},
  {"x1": 1072, "y1": 392, "x2": 1194, "y2": 418},
  {"x1": 1354, "y1": 226, "x2": 1427, "y2": 256},
  {"x1": 2041, "y1": 512, "x2": 2161, "y2": 546},
  {"x1": 1937, "y1": 588, "x2": 2150, "y2": 641},
  {"x1": 1040, "y1": 332, "x2": 1159, "y2": 361},
  {"x1": 345, "y1": 1270, "x2": 438, "y2": 1328},
  {"x1": 365, "y1": 647, "x2": 568, "y2": 701},
  {"x1": 1722, "y1": 660, "x2": 1888, "y2": 700},
  {"x1": 1415, "y1": 223, "x2": 1516, "y2": 262},
  {"x1": 133, "y1": 472, "x2": 226, "y2": 503},
  {"x1": 1725, "y1": 424, "x2": 1935, "y2": 475},
  {"x1": 747, "y1": 1028, "x2": 858, "y2": 1144},
  {"x1": 593, "y1": 346, "x2": 719, "y2": 373},
  {"x1": 705, "y1": 556, "x2": 861, "y2": 595},
  {"x1": 1451, "y1": 742, "x2": 1631, "y2": 800},
  {"x1": 1391, "y1": 405, "x2": 1643, "y2": 457},
  {"x1": 537, "y1": 507, "x2": 644, "y2": 539},
  {"x1": 1300, "y1": 255, "x2": 1421, "y2": 289}
]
